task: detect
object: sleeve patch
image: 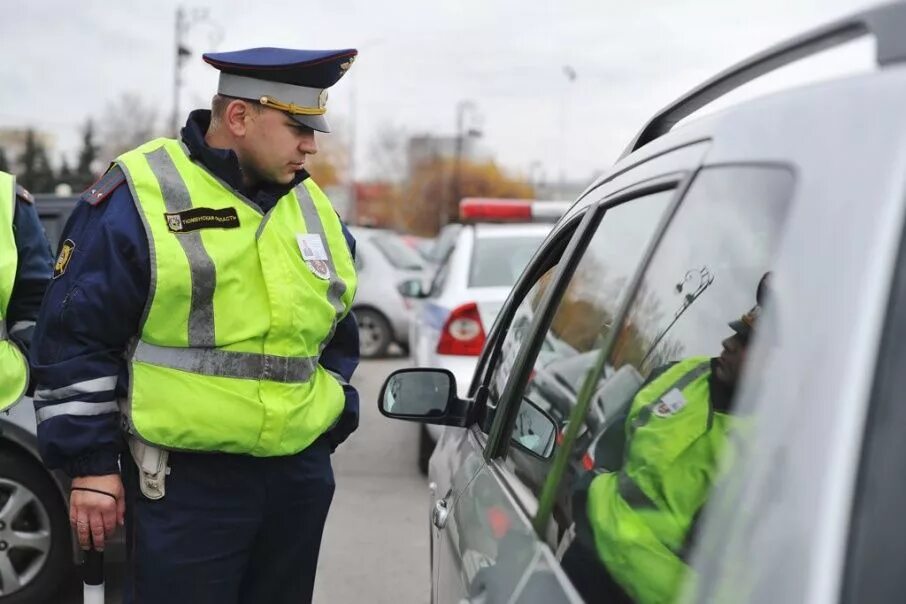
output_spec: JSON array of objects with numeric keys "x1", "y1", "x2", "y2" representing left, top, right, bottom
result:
[{"x1": 82, "y1": 166, "x2": 127, "y2": 206}]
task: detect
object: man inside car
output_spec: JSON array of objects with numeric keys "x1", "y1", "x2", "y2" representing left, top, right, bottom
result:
[{"x1": 562, "y1": 275, "x2": 770, "y2": 604}]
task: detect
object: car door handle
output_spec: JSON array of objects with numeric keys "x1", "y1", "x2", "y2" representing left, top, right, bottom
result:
[{"x1": 432, "y1": 497, "x2": 450, "y2": 529}]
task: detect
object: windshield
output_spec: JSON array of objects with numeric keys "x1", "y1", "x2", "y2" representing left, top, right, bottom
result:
[
  {"x1": 371, "y1": 234, "x2": 426, "y2": 271},
  {"x1": 469, "y1": 234, "x2": 545, "y2": 288}
]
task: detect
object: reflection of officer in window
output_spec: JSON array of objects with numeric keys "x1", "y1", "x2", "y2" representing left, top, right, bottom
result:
[{"x1": 563, "y1": 275, "x2": 769, "y2": 604}]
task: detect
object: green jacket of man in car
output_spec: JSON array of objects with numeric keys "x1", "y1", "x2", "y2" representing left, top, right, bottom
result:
[{"x1": 581, "y1": 284, "x2": 765, "y2": 604}]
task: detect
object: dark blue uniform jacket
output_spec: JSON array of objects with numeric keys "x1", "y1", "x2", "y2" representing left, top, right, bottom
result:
[
  {"x1": 8, "y1": 185, "x2": 54, "y2": 366},
  {"x1": 31, "y1": 111, "x2": 360, "y2": 477}
]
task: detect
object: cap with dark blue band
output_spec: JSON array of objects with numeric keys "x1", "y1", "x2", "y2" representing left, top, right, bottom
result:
[{"x1": 202, "y1": 47, "x2": 357, "y2": 133}]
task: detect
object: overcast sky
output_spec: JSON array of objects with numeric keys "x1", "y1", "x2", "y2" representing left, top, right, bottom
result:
[{"x1": 0, "y1": 0, "x2": 874, "y2": 184}]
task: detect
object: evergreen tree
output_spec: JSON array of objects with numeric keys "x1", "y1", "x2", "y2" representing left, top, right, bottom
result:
[
  {"x1": 18, "y1": 129, "x2": 56, "y2": 193},
  {"x1": 74, "y1": 118, "x2": 100, "y2": 189}
]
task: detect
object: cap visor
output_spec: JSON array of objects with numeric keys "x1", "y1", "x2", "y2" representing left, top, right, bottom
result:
[
  {"x1": 728, "y1": 319, "x2": 750, "y2": 336},
  {"x1": 291, "y1": 113, "x2": 330, "y2": 133}
]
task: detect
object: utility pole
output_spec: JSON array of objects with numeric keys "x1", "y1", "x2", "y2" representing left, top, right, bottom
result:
[
  {"x1": 448, "y1": 100, "x2": 480, "y2": 227},
  {"x1": 171, "y1": 7, "x2": 219, "y2": 137},
  {"x1": 171, "y1": 7, "x2": 190, "y2": 137}
]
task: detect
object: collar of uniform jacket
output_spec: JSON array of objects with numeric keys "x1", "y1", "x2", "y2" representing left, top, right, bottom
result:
[{"x1": 180, "y1": 109, "x2": 311, "y2": 213}]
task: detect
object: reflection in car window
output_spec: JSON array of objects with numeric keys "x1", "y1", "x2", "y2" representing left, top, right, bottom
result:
[
  {"x1": 469, "y1": 235, "x2": 546, "y2": 288},
  {"x1": 371, "y1": 233, "x2": 426, "y2": 270},
  {"x1": 487, "y1": 189, "x2": 674, "y2": 499},
  {"x1": 558, "y1": 166, "x2": 794, "y2": 604}
]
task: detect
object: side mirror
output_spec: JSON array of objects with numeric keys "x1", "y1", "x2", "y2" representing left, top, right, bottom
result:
[
  {"x1": 379, "y1": 368, "x2": 468, "y2": 426},
  {"x1": 397, "y1": 278, "x2": 426, "y2": 299},
  {"x1": 510, "y1": 399, "x2": 557, "y2": 459}
]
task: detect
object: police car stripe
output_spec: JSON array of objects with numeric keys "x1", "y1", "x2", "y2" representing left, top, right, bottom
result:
[
  {"x1": 144, "y1": 148, "x2": 217, "y2": 348},
  {"x1": 294, "y1": 182, "x2": 346, "y2": 352},
  {"x1": 36, "y1": 400, "x2": 119, "y2": 423},
  {"x1": 34, "y1": 376, "x2": 118, "y2": 402},
  {"x1": 133, "y1": 342, "x2": 319, "y2": 383}
]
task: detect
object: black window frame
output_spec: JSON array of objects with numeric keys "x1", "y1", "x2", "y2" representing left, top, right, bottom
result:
[
  {"x1": 841, "y1": 212, "x2": 906, "y2": 602},
  {"x1": 480, "y1": 173, "x2": 693, "y2": 465}
]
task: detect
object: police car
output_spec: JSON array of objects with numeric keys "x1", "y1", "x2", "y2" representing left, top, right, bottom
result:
[
  {"x1": 402, "y1": 198, "x2": 568, "y2": 473},
  {"x1": 379, "y1": 4, "x2": 906, "y2": 602}
]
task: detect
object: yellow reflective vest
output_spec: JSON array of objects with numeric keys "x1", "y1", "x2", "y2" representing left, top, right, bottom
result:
[
  {"x1": 0, "y1": 171, "x2": 29, "y2": 411},
  {"x1": 587, "y1": 357, "x2": 732, "y2": 604},
  {"x1": 116, "y1": 139, "x2": 357, "y2": 455}
]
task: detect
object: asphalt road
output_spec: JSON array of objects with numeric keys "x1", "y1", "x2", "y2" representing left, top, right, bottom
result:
[{"x1": 60, "y1": 355, "x2": 429, "y2": 603}]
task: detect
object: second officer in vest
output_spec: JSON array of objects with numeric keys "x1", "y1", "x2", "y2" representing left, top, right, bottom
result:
[{"x1": 32, "y1": 48, "x2": 360, "y2": 603}]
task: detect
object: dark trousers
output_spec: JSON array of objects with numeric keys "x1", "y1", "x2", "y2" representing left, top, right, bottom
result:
[{"x1": 121, "y1": 437, "x2": 335, "y2": 604}]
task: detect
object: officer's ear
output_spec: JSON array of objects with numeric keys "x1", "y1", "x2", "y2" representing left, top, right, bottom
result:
[{"x1": 223, "y1": 99, "x2": 257, "y2": 137}]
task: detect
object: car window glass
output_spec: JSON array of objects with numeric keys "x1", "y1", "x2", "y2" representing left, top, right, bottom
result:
[
  {"x1": 487, "y1": 189, "x2": 675, "y2": 496},
  {"x1": 557, "y1": 166, "x2": 794, "y2": 604},
  {"x1": 371, "y1": 233, "x2": 426, "y2": 270},
  {"x1": 469, "y1": 234, "x2": 548, "y2": 288}
]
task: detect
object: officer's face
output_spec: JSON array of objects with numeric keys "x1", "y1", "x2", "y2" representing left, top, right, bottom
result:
[
  {"x1": 714, "y1": 332, "x2": 748, "y2": 387},
  {"x1": 240, "y1": 106, "x2": 319, "y2": 185}
]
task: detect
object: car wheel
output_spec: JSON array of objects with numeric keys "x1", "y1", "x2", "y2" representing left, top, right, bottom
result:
[
  {"x1": 355, "y1": 308, "x2": 392, "y2": 358},
  {"x1": 418, "y1": 425, "x2": 435, "y2": 476},
  {"x1": 0, "y1": 447, "x2": 72, "y2": 604}
]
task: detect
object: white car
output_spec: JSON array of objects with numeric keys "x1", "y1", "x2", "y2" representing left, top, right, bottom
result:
[
  {"x1": 404, "y1": 199, "x2": 567, "y2": 472},
  {"x1": 348, "y1": 226, "x2": 428, "y2": 357}
]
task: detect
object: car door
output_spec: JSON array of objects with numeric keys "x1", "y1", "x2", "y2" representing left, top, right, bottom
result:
[
  {"x1": 431, "y1": 154, "x2": 704, "y2": 602},
  {"x1": 531, "y1": 163, "x2": 796, "y2": 603}
]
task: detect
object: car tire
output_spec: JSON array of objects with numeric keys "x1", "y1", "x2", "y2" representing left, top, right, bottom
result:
[
  {"x1": 355, "y1": 308, "x2": 392, "y2": 358},
  {"x1": 418, "y1": 425, "x2": 435, "y2": 476},
  {"x1": 0, "y1": 447, "x2": 72, "y2": 604}
]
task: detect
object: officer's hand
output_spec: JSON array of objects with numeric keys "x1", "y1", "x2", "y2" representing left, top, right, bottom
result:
[{"x1": 69, "y1": 474, "x2": 125, "y2": 551}]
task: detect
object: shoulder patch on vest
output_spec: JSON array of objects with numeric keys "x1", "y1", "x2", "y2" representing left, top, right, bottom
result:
[
  {"x1": 15, "y1": 184, "x2": 34, "y2": 204},
  {"x1": 82, "y1": 166, "x2": 127, "y2": 206}
]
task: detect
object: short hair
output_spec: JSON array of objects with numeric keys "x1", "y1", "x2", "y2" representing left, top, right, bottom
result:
[{"x1": 209, "y1": 94, "x2": 262, "y2": 128}]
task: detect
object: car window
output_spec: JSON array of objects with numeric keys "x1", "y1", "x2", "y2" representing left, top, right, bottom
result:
[
  {"x1": 556, "y1": 166, "x2": 794, "y2": 604},
  {"x1": 486, "y1": 189, "x2": 675, "y2": 499},
  {"x1": 469, "y1": 234, "x2": 547, "y2": 288},
  {"x1": 371, "y1": 233, "x2": 426, "y2": 270}
]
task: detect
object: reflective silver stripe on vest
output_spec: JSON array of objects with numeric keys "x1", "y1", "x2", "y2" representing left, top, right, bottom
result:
[
  {"x1": 0, "y1": 321, "x2": 7, "y2": 341},
  {"x1": 133, "y1": 341, "x2": 319, "y2": 383},
  {"x1": 144, "y1": 148, "x2": 217, "y2": 348},
  {"x1": 36, "y1": 400, "x2": 119, "y2": 423},
  {"x1": 325, "y1": 369, "x2": 349, "y2": 387},
  {"x1": 619, "y1": 361, "x2": 712, "y2": 510},
  {"x1": 34, "y1": 376, "x2": 118, "y2": 402},
  {"x1": 617, "y1": 471, "x2": 658, "y2": 509},
  {"x1": 630, "y1": 361, "x2": 711, "y2": 434},
  {"x1": 9, "y1": 320, "x2": 35, "y2": 335},
  {"x1": 294, "y1": 183, "x2": 347, "y2": 351}
]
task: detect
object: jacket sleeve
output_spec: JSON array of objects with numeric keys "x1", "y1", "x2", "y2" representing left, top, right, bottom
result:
[
  {"x1": 31, "y1": 170, "x2": 150, "y2": 477},
  {"x1": 7, "y1": 190, "x2": 54, "y2": 366},
  {"x1": 320, "y1": 223, "x2": 360, "y2": 451}
]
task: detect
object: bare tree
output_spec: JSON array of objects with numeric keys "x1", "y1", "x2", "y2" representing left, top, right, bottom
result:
[
  {"x1": 99, "y1": 93, "x2": 161, "y2": 163},
  {"x1": 368, "y1": 122, "x2": 408, "y2": 183}
]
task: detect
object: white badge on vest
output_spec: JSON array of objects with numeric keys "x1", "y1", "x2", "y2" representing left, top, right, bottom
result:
[
  {"x1": 297, "y1": 234, "x2": 331, "y2": 280},
  {"x1": 653, "y1": 388, "x2": 687, "y2": 417}
]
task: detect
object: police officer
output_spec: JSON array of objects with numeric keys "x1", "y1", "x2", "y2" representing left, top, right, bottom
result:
[
  {"x1": 31, "y1": 48, "x2": 360, "y2": 603},
  {"x1": 0, "y1": 172, "x2": 53, "y2": 411},
  {"x1": 563, "y1": 277, "x2": 769, "y2": 604}
]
